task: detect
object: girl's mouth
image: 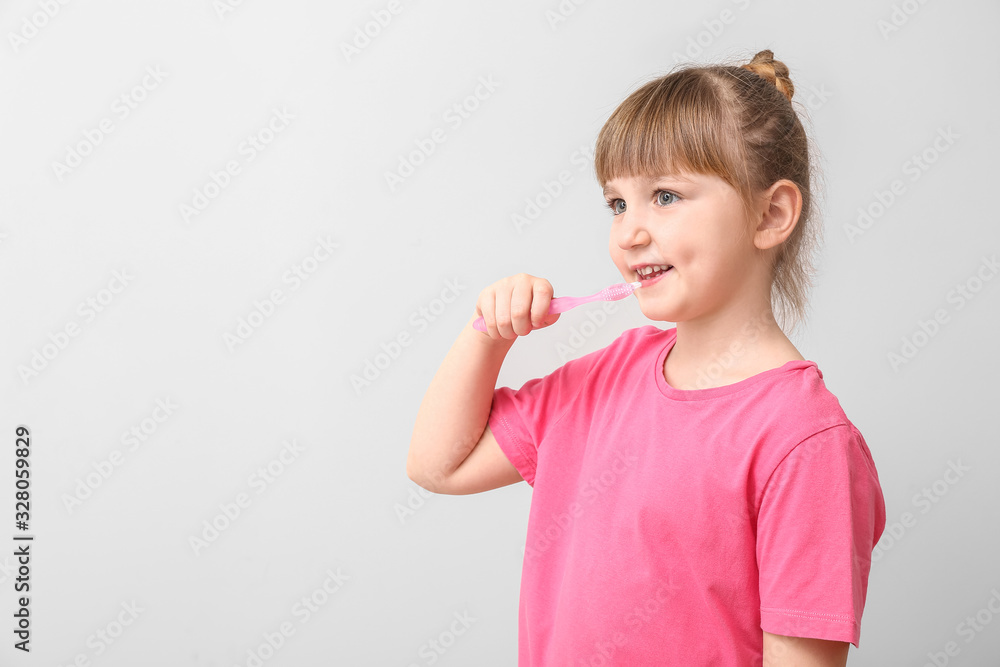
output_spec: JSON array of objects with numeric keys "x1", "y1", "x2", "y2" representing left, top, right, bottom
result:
[{"x1": 637, "y1": 266, "x2": 672, "y2": 286}]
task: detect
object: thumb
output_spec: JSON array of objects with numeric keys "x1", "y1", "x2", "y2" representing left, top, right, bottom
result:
[{"x1": 532, "y1": 312, "x2": 561, "y2": 330}]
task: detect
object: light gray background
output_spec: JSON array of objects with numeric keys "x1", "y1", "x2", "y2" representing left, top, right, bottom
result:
[{"x1": 2, "y1": 0, "x2": 998, "y2": 665}]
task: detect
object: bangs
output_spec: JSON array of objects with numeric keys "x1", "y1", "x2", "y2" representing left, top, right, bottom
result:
[{"x1": 594, "y1": 71, "x2": 744, "y2": 193}]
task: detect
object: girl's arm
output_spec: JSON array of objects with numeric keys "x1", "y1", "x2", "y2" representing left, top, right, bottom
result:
[
  {"x1": 406, "y1": 314, "x2": 519, "y2": 495},
  {"x1": 763, "y1": 631, "x2": 849, "y2": 667},
  {"x1": 407, "y1": 274, "x2": 560, "y2": 495}
]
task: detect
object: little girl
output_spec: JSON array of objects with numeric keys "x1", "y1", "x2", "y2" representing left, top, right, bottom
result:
[{"x1": 408, "y1": 50, "x2": 886, "y2": 666}]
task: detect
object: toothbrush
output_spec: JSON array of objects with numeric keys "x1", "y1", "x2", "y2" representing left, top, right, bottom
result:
[{"x1": 473, "y1": 281, "x2": 642, "y2": 333}]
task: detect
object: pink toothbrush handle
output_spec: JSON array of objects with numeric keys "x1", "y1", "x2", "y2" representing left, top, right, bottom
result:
[{"x1": 472, "y1": 281, "x2": 640, "y2": 333}]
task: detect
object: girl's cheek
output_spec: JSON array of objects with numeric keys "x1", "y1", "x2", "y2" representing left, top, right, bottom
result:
[{"x1": 669, "y1": 244, "x2": 693, "y2": 267}]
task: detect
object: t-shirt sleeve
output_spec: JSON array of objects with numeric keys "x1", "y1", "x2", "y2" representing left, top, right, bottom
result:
[
  {"x1": 487, "y1": 344, "x2": 610, "y2": 487},
  {"x1": 756, "y1": 423, "x2": 887, "y2": 647}
]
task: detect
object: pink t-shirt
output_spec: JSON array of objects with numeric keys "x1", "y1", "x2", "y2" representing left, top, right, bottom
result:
[{"x1": 489, "y1": 325, "x2": 886, "y2": 666}]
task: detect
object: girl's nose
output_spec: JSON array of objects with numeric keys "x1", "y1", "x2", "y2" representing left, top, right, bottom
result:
[{"x1": 614, "y1": 211, "x2": 650, "y2": 249}]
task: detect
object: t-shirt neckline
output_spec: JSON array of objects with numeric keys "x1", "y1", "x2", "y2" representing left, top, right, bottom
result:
[{"x1": 653, "y1": 328, "x2": 819, "y2": 401}]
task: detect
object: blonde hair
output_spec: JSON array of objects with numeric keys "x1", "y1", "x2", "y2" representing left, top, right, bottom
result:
[{"x1": 594, "y1": 49, "x2": 822, "y2": 333}]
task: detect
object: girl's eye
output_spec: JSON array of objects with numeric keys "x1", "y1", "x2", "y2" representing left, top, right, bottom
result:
[
  {"x1": 656, "y1": 190, "x2": 678, "y2": 206},
  {"x1": 606, "y1": 199, "x2": 626, "y2": 215},
  {"x1": 605, "y1": 191, "x2": 678, "y2": 216}
]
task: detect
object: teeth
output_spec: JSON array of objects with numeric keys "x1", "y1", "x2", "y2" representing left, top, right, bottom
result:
[{"x1": 637, "y1": 264, "x2": 670, "y2": 277}]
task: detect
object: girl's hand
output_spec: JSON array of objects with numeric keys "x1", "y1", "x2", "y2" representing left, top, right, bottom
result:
[{"x1": 474, "y1": 273, "x2": 561, "y2": 340}]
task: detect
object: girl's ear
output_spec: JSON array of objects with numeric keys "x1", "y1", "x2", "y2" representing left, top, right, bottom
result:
[{"x1": 753, "y1": 179, "x2": 802, "y2": 251}]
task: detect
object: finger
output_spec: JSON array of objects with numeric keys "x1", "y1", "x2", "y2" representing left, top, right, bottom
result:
[
  {"x1": 494, "y1": 285, "x2": 517, "y2": 339},
  {"x1": 536, "y1": 312, "x2": 561, "y2": 329},
  {"x1": 479, "y1": 291, "x2": 498, "y2": 338},
  {"x1": 530, "y1": 281, "x2": 554, "y2": 329},
  {"x1": 510, "y1": 280, "x2": 534, "y2": 337}
]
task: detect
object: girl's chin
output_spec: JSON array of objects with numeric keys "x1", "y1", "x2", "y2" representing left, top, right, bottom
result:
[{"x1": 637, "y1": 304, "x2": 680, "y2": 323}]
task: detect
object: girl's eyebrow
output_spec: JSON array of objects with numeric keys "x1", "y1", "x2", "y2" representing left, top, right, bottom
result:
[{"x1": 603, "y1": 174, "x2": 694, "y2": 198}]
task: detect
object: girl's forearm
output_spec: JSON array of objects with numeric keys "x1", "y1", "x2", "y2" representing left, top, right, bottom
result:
[{"x1": 406, "y1": 313, "x2": 515, "y2": 488}]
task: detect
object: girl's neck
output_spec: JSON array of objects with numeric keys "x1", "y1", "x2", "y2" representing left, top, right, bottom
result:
[{"x1": 665, "y1": 306, "x2": 804, "y2": 391}]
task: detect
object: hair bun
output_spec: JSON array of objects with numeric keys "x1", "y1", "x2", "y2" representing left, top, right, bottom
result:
[{"x1": 741, "y1": 49, "x2": 794, "y2": 102}]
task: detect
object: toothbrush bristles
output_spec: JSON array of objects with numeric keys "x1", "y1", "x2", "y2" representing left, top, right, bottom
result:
[{"x1": 606, "y1": 281, "x2": 641, "y2": 300}]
